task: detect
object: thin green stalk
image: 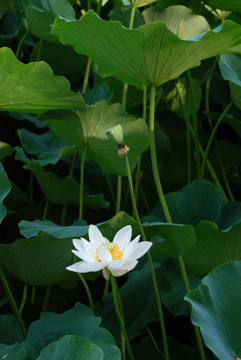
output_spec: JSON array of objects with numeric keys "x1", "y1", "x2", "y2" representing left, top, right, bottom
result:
[
  {"x1": 148, "y1": 86, "x2": 206, "y2": 360},
  {"x1": 125, "y1": 154, "x2": 170, "y2": 360},
  {"x1": 105, "y1": 174, "x2": 116, "y2": 209},
  {"x1": 132, "y1": 158, "x2": 142, "y2": 216},
  {"x1": 132, "y1": 85, "x2": 148, "y2": 211},
  {"x1": 42, "y1": 285, "x2": 51, "y2": 312},
  {"x1": 16, "y1": 31, "x2": 29, "y2": 59},
  {"x1": 121, "y1": 6, "x2": 135, "y2": 109},
  {"x1": 204, "y1": 58, "x2": 233, "y2": 200},
  {"x1": 116, "y1": 280, "x2": 126, "y2": 360},
  {"x1": 82, "y1": 57, "x2": 92, "y2": 94},
  {"x1": 79, "y1": 146, "x2": 88, "y2": 219},
  {"x1": 19, "y1": 285, "x2": 28, "y2": 316},
  {"x1": 149, "y1": 87, "x2": 172, "y2": 223},
  {"x1": 201, "y1": 102, "x2": 232, "y2": 177},
  {"x1": 215, "y1": 146, "x2": 234, "y2": 201},
  {"x1": 0, "y1": 266, "x2": 26, "y2": 338},
  {"x1": 60, "y1": 154, "x2": 77, "y2": 225},
  {"x1": 142, "y1": 85, "x2": 147, "y2": 123},
  {"x1": 36, "y1": 38, "x2": 43, "y2": 61},
  {"x1": 43, "y1": 201, "x2": 49, "y2": 220},
  {"x1": 110, "y1": 275, "x2": 134, "y2": 360},
  {"x1": 102, "y1": 279, "x2": 110, "y2": 297},
  {"x1": 128, "y1": 6, "x2": 136, "y2": 29},
  {"x1": 175, "y1": 80, "x2": 191, "y2": 183},
  {"x1": 77, "y1": 273, "x2": 94, "y2": 312},
  {"x1": 205, "y1": 58, "x2": 218, "y2": 127},
  {"x1": 115, "y1": 175, "x2": 122, "y2": 214},
  {"x1": 145, "y1": 326, "x2": 165, "y2": 357},
  {"x1": 122, "y1": 83, "x2": 129, "y2": 110},
  {"x1": 96, "y1": 0, "x2": 103, "y2": 16},
  {"x1": 187, "y1": 71, "x2": 201, "y2": 178},
  {"x1": 188, "y1": 122, "x2": 228, "y2": 200}
]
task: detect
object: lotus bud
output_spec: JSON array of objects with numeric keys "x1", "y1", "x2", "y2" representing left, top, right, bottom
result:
[{"x1": 105, "y1": 124, "x2": 129, "y2": 157}]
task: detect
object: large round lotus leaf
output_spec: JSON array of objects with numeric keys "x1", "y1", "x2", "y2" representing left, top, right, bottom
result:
[
  {"x1": 0, "y1": 233, "x2": 78, "y2": 288},
  {"x1": 23, "y1": 303, "x2": 120, "y2": 360},
  {"x1": 0, "y1": 47, "x2": 85, "y2": 113},
  {"x1": 51, "y1": 11, "x2": 241, "y2": 88},
  {"x1": 44, "y1": 101, "x2": 149, "y2": 175},
  {"x1": 143, "y1": 179, "x2": 241, "y2": 230},
  {"x1": 183, "y1": 220, "x2": 241, "y2": 277},
  {"x1": 142, "y1": 5, "x2": 210, "y2": 39},
  {"x1": 185, "y1": 261, "x2": 241, "y2": 360}
]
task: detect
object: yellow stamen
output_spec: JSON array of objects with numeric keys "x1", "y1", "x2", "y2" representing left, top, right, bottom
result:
[{"x1": 96, "y1": 242, "x2": 123, "y2": 262}]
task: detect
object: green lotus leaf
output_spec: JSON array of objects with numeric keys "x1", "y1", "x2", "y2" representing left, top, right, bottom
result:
[
  {"x1": 24, "y1": 0, "x2": 75, "y2": 43},
  {"x1": 0, "y1": 232, "x2": 78, "y2": 288},
  {"x1": 0, "y1": 47, "x2": 85, "y2": 113},
  {"x1": 25, "y1": 161, "x2": 109, "y2": 209},
  {"x1": 0, "y1": 343, "x2": 29, "y2": 360},
  {"x1": 44, "y1": 101, "x2": 149, "y2": 175},
  {"x1": 19, "y1": 219, "x2": 88, "y2": 239},
  {"x1": 0, "y1": 315, "x2": 24, "y2": 344},
  {"x1": 17, "y1": 129, "x2": 74, "y2": 166},
  {"x1": 185, "y1": 261, "x2": 241, "y2": 360},
  {"x1": 144, "y1": 222, "x2": 196, "y2": 257},
  {"x1": 23, "y1": 303, "x2": 120, "y2": 360},
  {"x1": 51, "y1": 11, "x2": 241, "y2": 88},
  {"x1": 36, "y1": 335, "x2": 104, "y2": 360},
  {"x1": 0, "y1": 163, "x2": 11, "y2": 224},
  {"x1": 184, "y1": 220, "x2": 241, "y2": 277},
  {"x1": 143, "y1": 179, "x2": 241, "y2": 229}
]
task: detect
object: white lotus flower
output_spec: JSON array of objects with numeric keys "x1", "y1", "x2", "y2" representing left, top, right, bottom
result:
[{"x1": 66, "y1": 224, "x2": 152, "y2": 280}]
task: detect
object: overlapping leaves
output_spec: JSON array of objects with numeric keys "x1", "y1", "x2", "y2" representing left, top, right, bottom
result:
[{"x1": 51, "y1": 11, "x2": 241, "y2": 88}]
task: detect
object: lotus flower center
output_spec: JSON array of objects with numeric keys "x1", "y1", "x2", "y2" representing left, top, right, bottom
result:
[{"x1": 96, "y1": 242, "x2": 123, "y2": 261}]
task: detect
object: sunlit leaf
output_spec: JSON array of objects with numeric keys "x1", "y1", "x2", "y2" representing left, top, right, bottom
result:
[
  {"x1": 142, "y1": 5, "x2": 210, "y2": 39},
  {"x1": 0, "y1": 47, "x2": 85, "y2": 113},
  {"x1": 44, "y1": 101, "x2": 149, "y2": 175},
  {"x1": 51, "y1": 11, "x2": 241, "y2": 87}
]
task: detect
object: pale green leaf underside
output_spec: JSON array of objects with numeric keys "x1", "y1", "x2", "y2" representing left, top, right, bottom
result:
[
  {"x1": 51, "y1": 11, "x2": 241, "y2": 87},
  {"x1": 0, "y1": 47, "x2": 85, "y2": 113}
]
